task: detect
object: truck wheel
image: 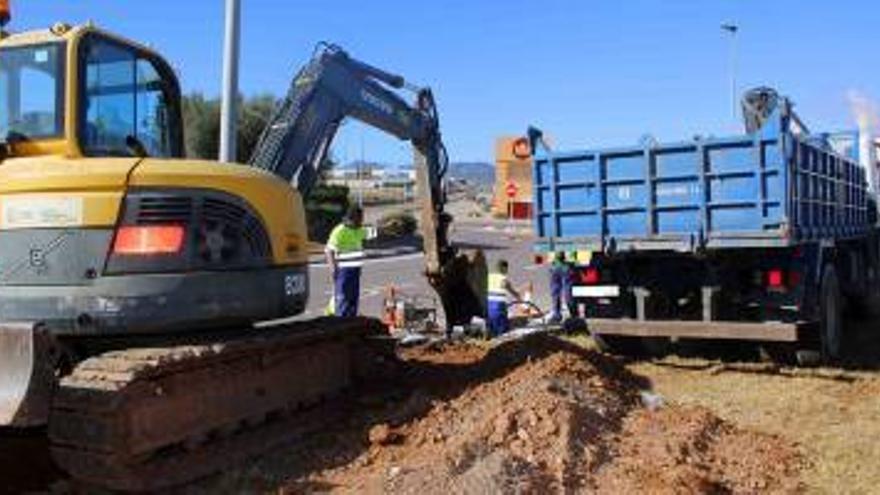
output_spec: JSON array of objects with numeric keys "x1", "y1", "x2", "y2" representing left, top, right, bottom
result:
[
  {"x1": 819, "y1": 265, "x2": 843, "y2": 362},
  {"x1": 592, "y1": 334, "x2": 644, "y2": 356}
]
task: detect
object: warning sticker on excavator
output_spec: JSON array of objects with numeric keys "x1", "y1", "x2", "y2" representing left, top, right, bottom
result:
[{"x1": 0, "y1": 196, "x2": 83, "y2": 229}]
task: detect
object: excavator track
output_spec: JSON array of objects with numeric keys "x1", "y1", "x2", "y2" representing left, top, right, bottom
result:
[{"x1": 48, "y1": 317, "x2": 390, "y2": 491}]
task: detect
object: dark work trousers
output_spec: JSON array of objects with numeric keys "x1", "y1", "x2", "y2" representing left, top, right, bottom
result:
[
  {"x1": 550, "y1": 264, "x2": 571, "y2": 320},
  {"x1": 334, "y1": 266, "x2": 361, "y2": 317},
  {"x1": 487, "y1": 300, "x2": 509, "y2": 337}
]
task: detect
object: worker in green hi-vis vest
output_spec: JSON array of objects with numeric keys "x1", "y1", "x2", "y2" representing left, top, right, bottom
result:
[{"x1": 325, "y1": 205, "x2": 367, "y2": 317}]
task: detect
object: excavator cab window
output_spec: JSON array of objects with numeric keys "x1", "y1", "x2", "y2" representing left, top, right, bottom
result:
[
  {"x1": 0, "y1": 42, "x2": 65, "y2": 142},
  {"x1": 78, "y1": 33, "x2": 182, "y2": 158}
]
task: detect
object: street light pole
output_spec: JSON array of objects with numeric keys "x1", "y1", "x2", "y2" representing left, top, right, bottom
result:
[
  {"x1": 219, "y1": 0, "x2": 241, "y2": 162},
  {"x1": 358, "y1": 130, "x2": 365, "y2": 207},
  {"x1": 721, "y1": 23, "x2": 738, "y2": 124}
]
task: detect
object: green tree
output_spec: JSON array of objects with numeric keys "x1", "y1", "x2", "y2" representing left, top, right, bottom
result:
[
  {"x1": 181, "y1": 92, "x2": 343, "y2": 241},
  {"x1": 181, "y1": 93, "x2": 220, "y2": 159},
  {"x1": 181, "y1": 93, "x2": 275, "y2": 163}
]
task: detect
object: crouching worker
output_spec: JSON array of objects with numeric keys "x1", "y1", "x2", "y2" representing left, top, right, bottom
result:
[{"x1": 487, "y1": 259, "x2": 522, "y2": 337}]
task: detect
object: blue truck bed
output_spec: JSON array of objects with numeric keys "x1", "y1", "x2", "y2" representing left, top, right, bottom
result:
[{"x1": 532, "y1": 113, "x2": 871, "y2": 253}]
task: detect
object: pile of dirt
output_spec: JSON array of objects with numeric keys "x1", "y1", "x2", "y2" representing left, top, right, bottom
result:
[
  {"x1": 351, "y1": 343, "x2": 640, "y2": 493},
  {"x1": 272, "y1": 335, "x2": 803, "y2": 494}
]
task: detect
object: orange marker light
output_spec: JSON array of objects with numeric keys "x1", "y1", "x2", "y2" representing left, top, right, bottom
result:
[
  {"x1": 113, "y1": 225, "x2": 185, "y2": 255},
  {"x1": 0, "y1": 0, "x2": 10, "y2": 28}
]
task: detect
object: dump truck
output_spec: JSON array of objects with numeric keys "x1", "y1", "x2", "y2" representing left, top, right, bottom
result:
[
  {"x1": 0, "y1": 4, "x2": 485, "y2": 490},
  {"x1": 529, "y1": 87, "x2": 880, "y2": 363}
]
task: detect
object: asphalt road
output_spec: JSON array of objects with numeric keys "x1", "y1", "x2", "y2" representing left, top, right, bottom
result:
[{"x1": 301, "y1": 223, "x2": 551, "y2": 324}]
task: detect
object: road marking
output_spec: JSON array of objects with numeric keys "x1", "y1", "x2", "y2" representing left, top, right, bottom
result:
[{"x1": 311, "y1": 252, "x2": 424, "y2": 269}]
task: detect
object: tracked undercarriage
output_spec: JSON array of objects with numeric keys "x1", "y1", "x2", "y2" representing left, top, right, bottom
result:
[{"x1": 42, "y1": 317, "x2": 392, "y2": 491}]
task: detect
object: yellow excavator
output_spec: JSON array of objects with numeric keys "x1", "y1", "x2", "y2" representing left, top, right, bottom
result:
[{"x1": 0, "y1": 3, "x2": 484, "y2": 490}]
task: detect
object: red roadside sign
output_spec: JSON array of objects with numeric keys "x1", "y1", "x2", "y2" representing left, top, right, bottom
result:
[{"x1": 505, "y1": 181, "x2": 518, "y2": 198}]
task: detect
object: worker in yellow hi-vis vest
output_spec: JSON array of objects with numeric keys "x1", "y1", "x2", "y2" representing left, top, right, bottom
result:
[
  {"x1": 325, "y1": 205, "x2": 366, "y2": 317},
  {"x1": 487, "y1": 259, "x2": 522, "y2": 337}
]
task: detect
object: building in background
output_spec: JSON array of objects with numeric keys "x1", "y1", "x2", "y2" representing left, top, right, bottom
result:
[
  {"x1": 492, "y1": 136, "x2": 533, "y2": 219},
  {"x1": 327, "y1": 164, "x2": 416, "y2": 204}
]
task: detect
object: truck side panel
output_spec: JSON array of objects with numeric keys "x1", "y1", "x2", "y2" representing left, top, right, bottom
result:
[{"x1": 533, "y1": 123, "x2": 869, "y2": 254}]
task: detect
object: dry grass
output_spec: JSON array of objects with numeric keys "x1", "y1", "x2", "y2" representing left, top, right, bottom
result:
[{"x1": 628, "y1": 359, "x2": 880, "y2": 494}]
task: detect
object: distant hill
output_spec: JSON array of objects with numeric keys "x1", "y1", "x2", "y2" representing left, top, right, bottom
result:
[{"x1": 447, "y1": 162, "x2": 494, "y2": 186}]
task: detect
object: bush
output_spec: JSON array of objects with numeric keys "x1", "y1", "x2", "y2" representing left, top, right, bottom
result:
[{"x1": 377, "y1": 211, "x2": 418, "y2": 239}]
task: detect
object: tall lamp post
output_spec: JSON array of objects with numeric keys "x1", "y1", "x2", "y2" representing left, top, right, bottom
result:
[
  {"x1": 721, "y1": 23, "x2": 738, "y2": 124},
  {"x1": 219, "y1": 0, "x2": 241, "y2": 162}
]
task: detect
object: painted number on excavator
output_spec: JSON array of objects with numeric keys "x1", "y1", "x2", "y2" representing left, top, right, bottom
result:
[{"x1": 285, "y1": 273, "x2": 306, "y2": 297}]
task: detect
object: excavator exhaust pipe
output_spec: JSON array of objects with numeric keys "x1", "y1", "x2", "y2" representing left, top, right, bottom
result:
[{"x1": 0, "y1": 322, "x2": 58, "y2": 427}]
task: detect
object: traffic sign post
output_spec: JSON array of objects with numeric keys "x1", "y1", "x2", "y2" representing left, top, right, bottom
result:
[
  {"x1": 504, "y1": 181, "x2": 519, "y2": 220},
  {"x1": 505, "y1": 181, "x2": 518, "y2": 227},
  {"x1": 505, "y1": 182, "x2": 518, "y2": 199}
]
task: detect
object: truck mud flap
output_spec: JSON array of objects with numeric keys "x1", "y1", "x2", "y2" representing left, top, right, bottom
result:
[{"x1": 0, "y1": 323, "x2": 57, "y2": 427}]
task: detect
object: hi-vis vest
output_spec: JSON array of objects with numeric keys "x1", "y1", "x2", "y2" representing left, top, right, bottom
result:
[
  {"x1": 487, "y1": 272, "x2": 508, "y2": 303},
  {"x1": 328, "y1": 223, "x2": 366, "y2": 268}
]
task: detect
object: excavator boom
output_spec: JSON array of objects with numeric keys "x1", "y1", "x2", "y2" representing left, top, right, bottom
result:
[{"x1": 249, "y1": 43, "x2": 484, "y2": 325}]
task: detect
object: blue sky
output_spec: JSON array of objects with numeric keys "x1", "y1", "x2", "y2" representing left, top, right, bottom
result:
[{"x1": 15, "y1": 1, "x2": 880, "y2": 164}]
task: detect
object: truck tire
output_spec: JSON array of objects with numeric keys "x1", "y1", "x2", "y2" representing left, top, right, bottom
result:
[{"x1": 819, "y1": 265, "x2": 843, "y2": 362}]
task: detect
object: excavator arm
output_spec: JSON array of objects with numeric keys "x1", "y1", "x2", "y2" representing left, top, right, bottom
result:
[{"x1": 250, "y1": 43, "x2": 484, "y2": 327}]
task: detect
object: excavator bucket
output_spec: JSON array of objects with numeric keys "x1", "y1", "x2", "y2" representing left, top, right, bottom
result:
[
  {"x1": 436, "y1": 249, "x2": 487, "y2": 327},
  {"x1": 0, "y1": 322, "x2": 57, "y2": 427},
  {"x1": 413, "y1": 140, "x2": 488, "y2": 329}
]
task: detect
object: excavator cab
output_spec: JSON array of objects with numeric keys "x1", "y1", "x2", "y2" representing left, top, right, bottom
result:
[
  {"x1": 0, "y1": 23, "x2": 183, "y2": 159},
  {"x1": 0, "y1": 20, "x2": 312, "y2": 427}
]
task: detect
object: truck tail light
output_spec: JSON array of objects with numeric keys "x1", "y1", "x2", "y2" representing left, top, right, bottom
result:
[
  {"x1": 581, "y1": 267, "x2": 600, "y2": 284},
  {"x1": 766, "y1": 268, "x2": 786, "y2": 289},
  {"x1": 112, "y1": 225, "x2": 185, "y2": 255}
]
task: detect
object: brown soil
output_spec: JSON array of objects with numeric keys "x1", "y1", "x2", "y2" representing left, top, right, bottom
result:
[{"x1": 199, "y1": 334, "x2": 803, "y2": 494}]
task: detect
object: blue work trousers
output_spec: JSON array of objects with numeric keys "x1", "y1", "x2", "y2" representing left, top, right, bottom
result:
[
  {"x1": 334, "y1": 267, "x2": 361, "y2": 317},
  {"x1": 487, "y1": 300, "x2": 509, "y2": 337}
]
